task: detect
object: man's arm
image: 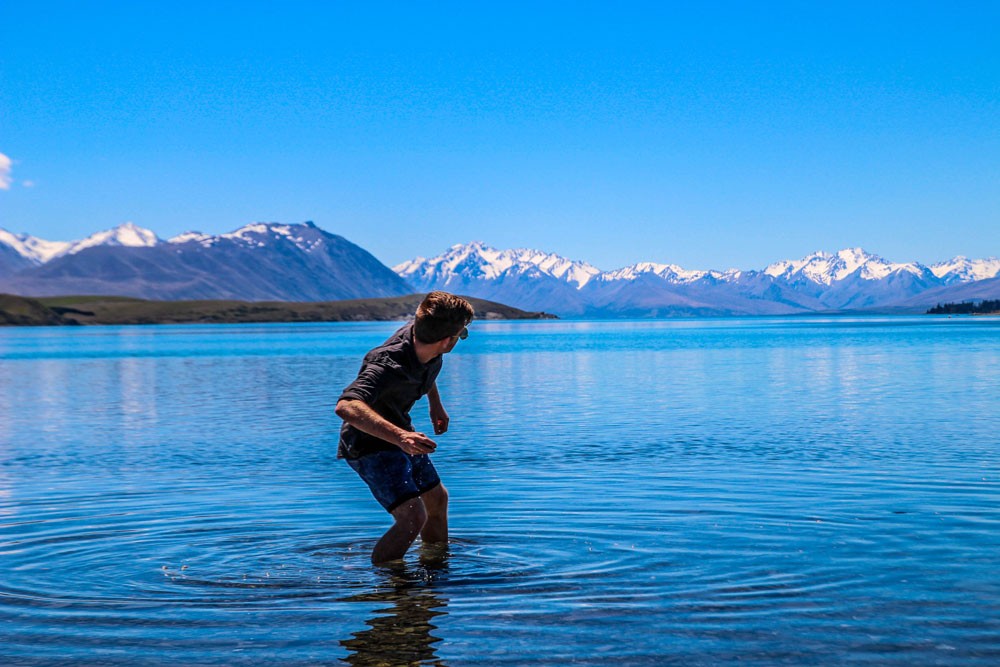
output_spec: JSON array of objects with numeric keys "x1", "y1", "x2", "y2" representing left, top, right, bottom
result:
[
  {"x1": 335, "y1": 399, "x2": 437, "y2": 455},
  {"x1": 427, "y1": 382, "x2": 449, "y2": 435}
]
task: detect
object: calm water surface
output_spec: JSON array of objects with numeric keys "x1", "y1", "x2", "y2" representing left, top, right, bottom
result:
[{"x1": 1, "y1": 317, "x2": 998, "y2": 665}]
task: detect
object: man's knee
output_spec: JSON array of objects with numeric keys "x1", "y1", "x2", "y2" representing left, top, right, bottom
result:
[
  {"x1": 422, "y1": 484, "x2": 448, "y2": 514},
  {"x1": 392, "y1": 498, "x2": 428, "y2": 532}
]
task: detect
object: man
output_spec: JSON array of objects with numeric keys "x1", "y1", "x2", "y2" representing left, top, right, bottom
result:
[{"x1": 335, "y1": 291, "x2": 475, "y2": 564}]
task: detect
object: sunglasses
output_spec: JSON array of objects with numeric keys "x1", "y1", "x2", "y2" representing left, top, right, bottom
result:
[{"x1": 454, "y1": 326, "x2": 469, "y2": 341}]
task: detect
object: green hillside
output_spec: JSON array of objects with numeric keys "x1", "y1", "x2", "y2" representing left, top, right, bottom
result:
[{"x1": 0, "y1": 294, "x2": 556, "y2": 326}]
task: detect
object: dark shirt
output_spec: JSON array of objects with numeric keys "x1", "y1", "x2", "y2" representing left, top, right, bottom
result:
[{"x1": 337, "y1": 322, "x2": 442, "y2": 459}]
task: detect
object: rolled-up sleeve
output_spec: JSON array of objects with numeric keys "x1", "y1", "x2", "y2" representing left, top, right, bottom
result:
[{"x1": 339, "y1": 360, "x2": 393, "y2": 406}]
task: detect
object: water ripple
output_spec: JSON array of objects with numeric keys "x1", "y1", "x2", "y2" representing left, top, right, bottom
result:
[{"x1": 2, "y1": 319, "x2": 1000, "y2": 665}]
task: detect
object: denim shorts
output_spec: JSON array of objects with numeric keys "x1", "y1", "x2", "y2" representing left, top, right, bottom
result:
[{"x1": 346, "y1": 449, "x2": 441, "y2": 513}]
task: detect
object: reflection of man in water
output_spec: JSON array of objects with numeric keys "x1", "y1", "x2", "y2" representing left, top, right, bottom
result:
[
  {"x1": 336, "y1": 292, "x2": 474, "y2": 564},
  {"x1": 340, "y1": 566, "x2": 449, "y2": 667}
]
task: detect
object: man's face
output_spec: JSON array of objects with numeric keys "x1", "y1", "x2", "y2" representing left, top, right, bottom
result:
[{"x1": 442, "y1": 326, "x2": 469, "y2": 354}]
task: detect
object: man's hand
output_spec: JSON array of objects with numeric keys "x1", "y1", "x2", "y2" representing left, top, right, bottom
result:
[
  {"x1": 430, "y1": 405, "x2": 450, "y2": 435},
  {"x1": 337, "y1": 399, "x2": 438, "y2": 455},
  {"x1": 398, "y1": 431, "x2": 437, "y2": 455}
]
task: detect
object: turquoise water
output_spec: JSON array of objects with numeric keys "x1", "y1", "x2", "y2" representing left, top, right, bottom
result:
[{"x1": 1, "y1": 317, "x2": 999, "y2": 665}]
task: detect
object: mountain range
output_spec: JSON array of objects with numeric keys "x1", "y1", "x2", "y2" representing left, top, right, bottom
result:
[
  {"x1": 395, "y1": 241, "x2": 1000, "y2": 316},
  {"x1": 1, "y1": 222, "x2": 998, "y2": 317}
]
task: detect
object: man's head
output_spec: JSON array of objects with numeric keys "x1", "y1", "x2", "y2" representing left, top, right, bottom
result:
[{"x1": 414, "y1": 291, "x2": 474, "y2": 344}]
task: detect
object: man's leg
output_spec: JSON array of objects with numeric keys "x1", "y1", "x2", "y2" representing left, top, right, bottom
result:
[
  {"x1": 371, "y1": 497, "x2": 427, "y2": 565},
  {"x1": 420, "y1": 483, "x2": 448, "y2": 544}
]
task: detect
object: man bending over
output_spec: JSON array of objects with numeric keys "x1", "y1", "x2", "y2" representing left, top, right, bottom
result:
[{"x1": 335, "y1": 291, "x2": 474, "y2": 564}]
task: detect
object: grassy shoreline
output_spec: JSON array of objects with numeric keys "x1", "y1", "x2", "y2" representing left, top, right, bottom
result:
[{"x1": 0, "y1": 293, "x2": 557, "y2": 326}]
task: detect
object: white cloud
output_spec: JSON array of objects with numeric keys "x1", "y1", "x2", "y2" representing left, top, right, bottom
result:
[{"x1": 0, "y1": 153, "x2": 11, "y2": 190}]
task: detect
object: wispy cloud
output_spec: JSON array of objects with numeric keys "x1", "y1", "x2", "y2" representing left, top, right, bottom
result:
[{"x1": 0, "y1": 152, "x2": 11, "y2": 190}]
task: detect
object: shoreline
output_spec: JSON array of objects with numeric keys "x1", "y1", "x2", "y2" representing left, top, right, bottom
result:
[{"x1": 0, "y1": 293, "x2": 558, "y2": 327}]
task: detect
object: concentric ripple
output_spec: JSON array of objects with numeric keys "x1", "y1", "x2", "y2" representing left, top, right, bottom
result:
[{"x1": 2, "y1": 318, "x2": 1000, "y2": 665}]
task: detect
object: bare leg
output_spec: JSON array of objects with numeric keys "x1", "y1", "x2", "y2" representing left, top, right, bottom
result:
[
  {"x1": 419, "y1": 484, "x2": 448, "y2": 544},
  {"x1": 371, "y1": 498, "x2": 427, "y2": 565}
]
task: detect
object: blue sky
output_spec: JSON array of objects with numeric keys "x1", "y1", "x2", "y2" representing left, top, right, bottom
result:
[{"x1": 1, "y1": 1, "x2": 997, "y2": 270}]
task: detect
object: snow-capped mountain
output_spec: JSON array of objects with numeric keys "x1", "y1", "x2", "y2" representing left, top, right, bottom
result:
[
  {"x1": 394, "y1": 242, "x2": 599, "y2": 314},
  {"x1": 0, "y1": 229, "x2": 72, "y2": 265},
  {"x1": 397, "y1": 243, "x2": 999, "y2": 316},
  {"x1": 0, "y1": 222, "x2": 159, "y2": 267},
  {"x1": 0, "y1": 221, "x2": 333, "y2": 265},
  {"x1": 2, "y1": 225, "x2": 997, "y2": 316},
  {"x1": 764, "y1": 248, "x2": 931, "y2": 285},
  {"x1": 595, "y1": 262, "x2": 749, "y2": 284},
  {"x1": 64, "y1": 221, "x2": 161, "y2": 255},
  {"x1": 168, "y1": 222, "x2": 333, "y2": 253},
  {"x1": 395, "y1": 241, "x2": 601, "y2": 289},
  {"x1": 0, "y1": 221, "x2": 412, "y2": 301},
  {"x1": 930, "y1": 256, "x2": 1000, "y2": 284},
  {"x1": 759, "y1": 248, "x2": 944, "y2": 310},
  {"x1": 597, "y1": 262, "x2": 712, "y2": 284}
]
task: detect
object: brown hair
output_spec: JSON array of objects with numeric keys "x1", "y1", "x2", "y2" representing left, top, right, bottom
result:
[{"x1": 414, "y1": 291, "x2": 474, "y2": 343}]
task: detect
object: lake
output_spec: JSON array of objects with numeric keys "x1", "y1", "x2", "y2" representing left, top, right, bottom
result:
[{"x1": 1, "y1": 317, "x2": 998, "y2": 665}]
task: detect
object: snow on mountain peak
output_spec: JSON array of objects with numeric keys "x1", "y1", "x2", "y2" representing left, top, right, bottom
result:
[
  {"x1": 68, "y1": 222, "x2": 161, "y2": 255},
  {"x1": 0, "y1": 228, "x2": 71, "y2": 263},
  {"x1": 837, "y1": 247, "x2": 877, "y2": 272},
  {"x1": 167, "y1": 222, "x2": 319, "y2": 249},
  {"x1": 600, "y1": 262, "x2": 708, "y2": 283},
  {"x1": 114, "y1": 221, "x2": 159, "y2": 246},
  {"x1": 930, "y1": 256, "x2": 1000, "y2": 283},
  {"x1": 394, "y1": 241, "x2": 602, "y2": 289},
  {"x1": 765, "y1": 248, "x2": 924, "y2": 284},
  {"x1": 765, "y1": 251, "x2": 829, "y2": 283},
  {"x1": 224, "y1": 222, "x2": 286, "y2": 241},
  {"x1": 217, "y1": 221, "x2": 324, "y2": 251},
  {"x1": 0, "y1": 222, "x2": 161, "y2": 263},
  {"x1": 401, "y1": 243, "x2": 949, "y2": 291},
  {"x1": 0, "y1": 221, "x2": 335, "y2": 263},
  {"x1": 168, "y1": 231, "x2": 213, "y2": 245}
]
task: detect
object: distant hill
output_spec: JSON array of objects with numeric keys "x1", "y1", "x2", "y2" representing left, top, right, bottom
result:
[
  {"x1": 897, "y1": 274, "x2": 1000, "y2": 310},
  {"x1": 0, "y1": 293, "x2": 556, "y2": 326},
  {"x1": 0, "y1": 294, "x2": 69, "y2": 325},
  {"x1": 926, "y1": 299, "x2": 1000, "y2": 315}
]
